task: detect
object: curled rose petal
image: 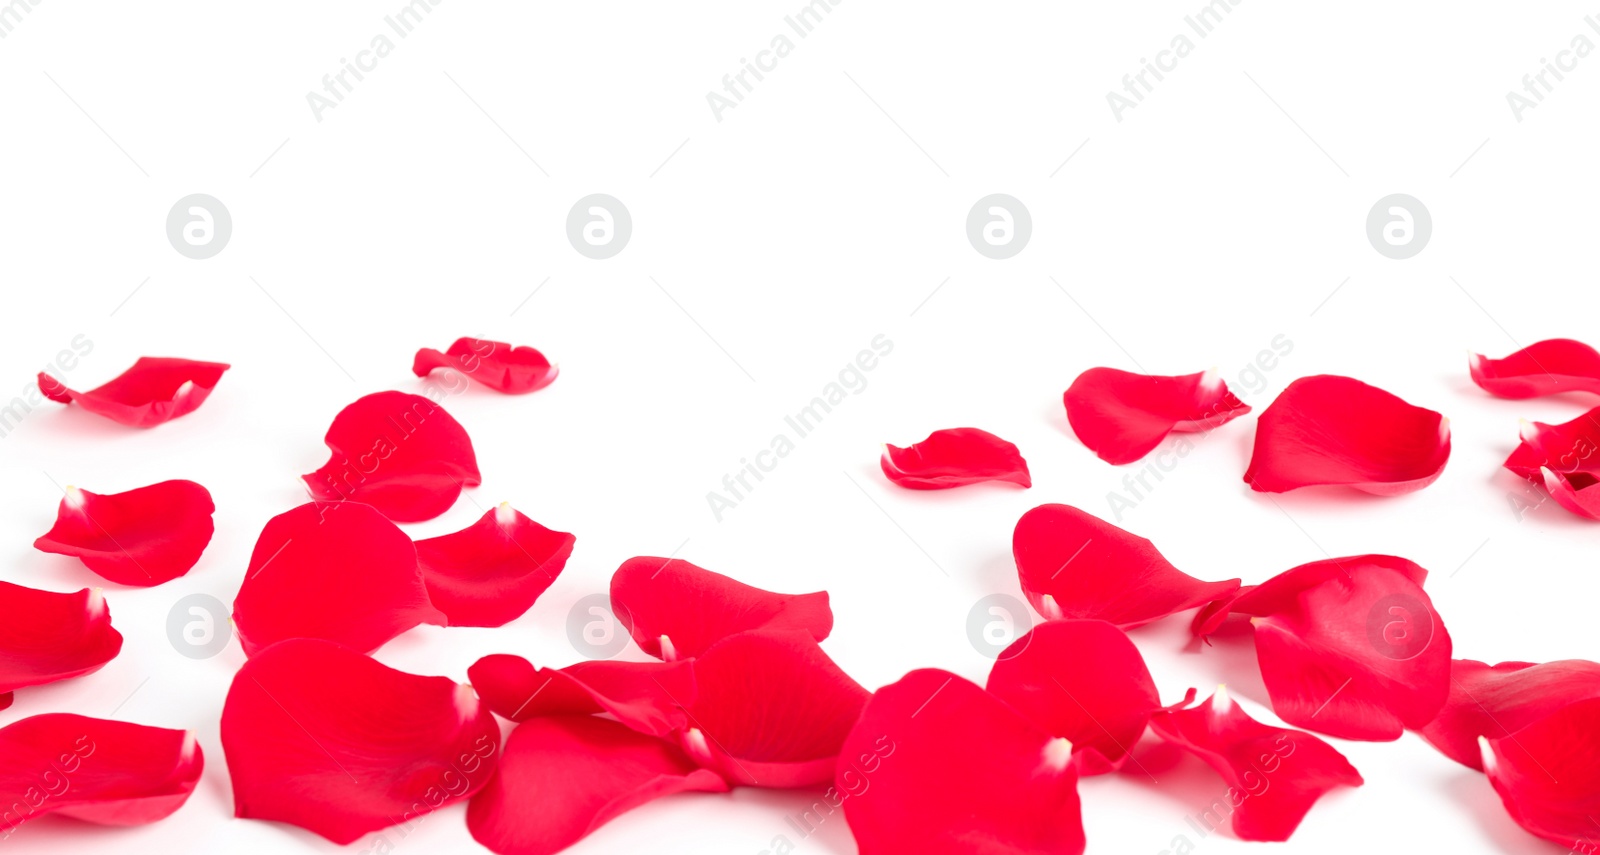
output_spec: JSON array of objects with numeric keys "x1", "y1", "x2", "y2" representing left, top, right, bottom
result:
[
  {"x1": 610, "y1": 557, "x2": 832, "y2": 661},
  {"x1": 415, "y1": 504, "x2": 575, "y2": 627},
  {"x1": 679, "y1": 630, "x2": 869, "y2": 788},
  {"x1": 1215, "y1": 555, "x2": 1451, "y2": 741},
  {"x1": 0, "y1": 713, "x2": 201, "y2": 833},
  {"x1": 1503, "y1": 410, "x2": 1600, "y2": 521},
  {"x1": 1014, "y1": 504, "x2": 1239, "y2": 628},
  {"x1": 413, "y1": 337, "x2": 558, "y2": 394},
  {"x1": 467, "y1": 715, "x2": 728, "y2": 855},
  {"x1": 1483, "y1": 697, "x2": 1600, "y2": 851},
  {"x1": 839, "y1": 669, "x2": 1085, "y2": 855},
  {"x1": 879, "y1": 427, "x2": 1031, "y2": 489},
  {"x1": 222, "y1": 638, "x2": 500, "y2": 844},
  {"x1": 1148, "y1": 687, "x2": 1362, "y2": 842},
  {"x1": 1416, "y1": 659, "x2": 1600, "y2": 771},
  {"x1": 467, "y1": 654, "x2": 695, "y2": 737},
  {"x1": 1470, "y1": 339, "x2": 1600, "y2": 399},
  {"x1": 1064, "y1": 367, "x2": 1251, "y2": 464},
  {"x1": 987, "y1": 620, "x2": 1189, "y2": 775},
  {"x1": 0, "y1": 582, "x2": 122, "y2": 710},
  {"x1": 34, "y1": 481, "x2": 215, "y2": 586},
  {"x1": 232, "y1": 502, "x2": 443, "y2": 657},
  {"x1": 1244, "y1": 374, "x2": 1450, "y2": 495},
  {"x1": 37, "y1": 357, "x2": 229, "y2": 428},
  {"x1": 301, "y1": 391, "x2": 481, "y2": 522}
]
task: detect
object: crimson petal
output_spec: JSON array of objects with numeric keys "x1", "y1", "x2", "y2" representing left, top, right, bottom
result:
[
  {"x1": 839, "y1": 669, "x2": 1085, "y2": 855},
  {"x1": 413, "y1": 337, "x2": 558, "y2": 394},
  {"x1": 880, "y1": 427, "x2": 1031, "y2": 489},
  {"x1": 680, "y1": 630, "x2": 868, "y2": 788},
  {"x1": 1484, "y1": 697, "x2": 1600, "y2": 851},
  {"x1": 34, "y1": 481, "x2": 214, "y2": 586},
  {"x1": 467, "y1": 715, "x2": 727, "y2": 855},
  {"x1": 1064, "y1": 367, "x2": 1251, "y2": 464},
  {"x1": 301, "y1": 391, "x2": 481, "y2": 522},
  {"x1": 1014, "y1": 504, "x2": 1239, "y2": 628},
  {"x1": 1218, "y1": 555, "x2": 1451, "y2": 740},
  {"x1": 1470, "y1": 339, "x2": 1600, "y2": 399},
  {"x1": 1148, "y1": 688, "x2": 1362, "y2": 841},
  {"x1": 987, "y1": 620, "x2": 1184, "y2": 775},
  {"x1": 1245, "y1": 375, "x2": 1450, "y2": 495},
  {"x1": 232, "y1": 502, "x2": 443, "y2": 657},
  {"x1": 1503, "y1": 409, "x2": 1600, "y2": 521},
  {"x1": 1416, "y1": 658, "x2": 1600, "y2": 771},
  {"x1": 0, "y1": 582, "x2": 121, "y2": 708},
  {"x1": 221, "y1": 638, "x2": 499, "y2": 844},
  {"x1": 467, "y1": 654, "x2": 695, "y2": 738},
  {"x1": 415, "y1": 504, "x2": 574, "y2": 627},
  {"x1": 37, "y1": 357, "x2": 228, "y2": 428},
  {"x1": 0, "y1": 713, "x2": 201, "y2": 833},
  {"x1": 610, "y1": 557, "x2": 832, "y2": 660}
]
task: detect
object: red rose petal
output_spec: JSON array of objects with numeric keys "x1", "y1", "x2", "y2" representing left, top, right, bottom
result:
[
  {"x1": 1484, "y1": 697, "x2": 1600, "y2": 851},
  {"x1": 1014, "y1": 504, "x2": 1240, "y2": 628},
  {"x1": 1470, "y1": 339, "x2": 1600, "y2": 399},
  {"x1": 415, "y1": 504, "x2": 575, "y2": 627},
  {"x1": 232, "y1": 502, "x2": 443, "y2": 657},
  {"x1": 221, "y1": 638, "x2": 500, "y2": 844},
  {"x1": 0, "y1": 582, "x2": 121, "y2": 707},
  {"x1": 1245, "y1": 375, "x2": 1451, "y2": 495},
  {"x1": 37, "y1": 357, "x2": 229, "y2": 428},
  {"x1": 679, "y1": 630, "x2": 868, "y2": 788},
  {"x1": 879, "y1": 427, "x2": 1031, "y2": 489},
  {"x1": 1217, "y1": 555, "x2": 1452, "y2": 741},
  {"x1": 413, "y1": 337, "x2": 558, "y2": 394},
  {"x1": 0, "y1": 713, "x2": 201, "y2": 833},
  {"x1": 33, "y1": 481, "x2": 215, "y2": 586},
  {"x1": 1503, "y1": 410, "x2": 1600, "y2": 521},
  {"x1": 1416, "y1": 658, "x2": 1600, "y2": 771},
  {"x1": 1064, "y1": 367, "x2": 1251, "y2": 464},
  {"x1": 301, "y1": 391, "x2": 481, "y2": 522},
  {"x1": 609, "y1": 556, "x2": 832, "y2": 661},
  {"x1": 1148, "y1": 688, "x2": 1363, "y2": 841},
  {"x1": 839, "y1": 669, "x2": 1086, "y2": 855},
  {"x1": 467, "y1": 715, "x2": 728, "y2": 855},
  {"x1": 467, "y1": 654, "x2": 695, "y2": 737},
  {"x1": 987, "y1": 620, "x2": 1186, "y2": 775}
]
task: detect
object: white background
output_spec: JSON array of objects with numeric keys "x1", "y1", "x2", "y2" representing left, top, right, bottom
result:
[{"x1": 0, "y1": 1, "x2": 1597, "y2": 852}]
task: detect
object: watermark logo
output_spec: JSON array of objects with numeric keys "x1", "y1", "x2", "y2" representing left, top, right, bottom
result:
[
  {"x1": 567, "y1": 194, "x2": 631, "y2": 259},
  {"x1": 966, "y1": 194, "x2": 1031, "y2": 259},
  {"x1": 1365, "y1": 194, "x2": 1430, "y2": 260},
  {"x1": 166, "y1": 194, "x2": 231, "y2": 260},
  {"x1": 166, "y1": 593, "x2": 232, "y2": 659},
  {"x1": 1366, "y1": 593, "x2": 1434, "y2": 661},
  {"x1": 965, "y1": 594, "x2": 1034, "y2": 659},
  {"x1": 566, "y1": 594, "x2": 629, "y2": 659}
]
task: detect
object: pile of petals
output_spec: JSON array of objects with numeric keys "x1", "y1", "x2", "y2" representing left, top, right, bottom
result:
[
  {"x1": 1064, "y1": 366, "x2": 1251, "y2": 464},
  {"x1": 34, "y1": 480, "x2": 215, "y2": 586},
  {"x1": 1503, "y1": 409, "x2": 1600, "y2": 519},
  {"x1": 37, "y1": 357, "x2": 229, "y2": 427},
  {"x1": 466, "y1": 558, "x2": 868, "y2": 854},
  {"x1": 1470, "y1": 338, "x2": 1600, "y2": 399},
  {"x1": 300, "y1": 391, "x2": 481, "y2": 522},
  {"x1": 414, "y1": 337, "x2": 559, "y2": 394},
  {"x1": 880, "y1": 427, "x2": 1031, "y2": 489},
  {"x1": 1245, "y1": 375, "x2": 1450, "y2": 494}
]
